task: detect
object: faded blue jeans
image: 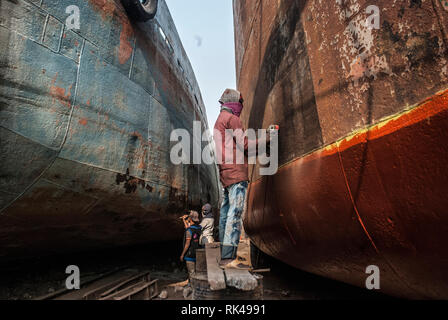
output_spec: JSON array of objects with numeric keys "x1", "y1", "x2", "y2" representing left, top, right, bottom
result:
[{"x1": 219, "y1": 181, "x2": 248, "y2": 260}]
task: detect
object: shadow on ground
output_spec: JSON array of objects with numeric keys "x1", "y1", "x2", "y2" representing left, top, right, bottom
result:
[
  {"x1": 263, "y1": 256, "x2": 393, "y2": 300},
  {"x1": 0, "y1": 241, "x2": 393, "y2": 300}
]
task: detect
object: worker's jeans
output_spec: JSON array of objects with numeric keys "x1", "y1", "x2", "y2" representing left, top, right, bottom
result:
[{"x1": 219, "y1": 181, "x2": 248, "y2": 260}]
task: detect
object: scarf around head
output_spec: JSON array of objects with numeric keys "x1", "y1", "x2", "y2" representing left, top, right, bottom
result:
[
  {"x1": 222, "y1": 102, "x2": 243, "y2": 117},
  {"x1": 202, "y1": 204, "x2": 213, "y2": 219}
]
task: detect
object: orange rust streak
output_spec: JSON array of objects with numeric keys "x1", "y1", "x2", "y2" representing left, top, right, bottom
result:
[
  {"x1": 329, "y1": 89, "x2": 447, "y2": 157},
  {"x1": 88, "y1": 0, "x2": 116, "y2": 19},
  {"x1": 254, "y1": 88, "x2": 448, "y2": 180},
  {"x1": 138, "y1": 149, "x2": 148, "y2": 169},
  {"x1": 118, "y1": 22, "x2": 133, "y2": 65},
  {"x1": 87, "y1": 0, "x2": 134, "y2": 65},
  {"x1": 336, "y1": 148, "x2": 380, "y2": 254},
  {"x1": 50, "y1": 73, "x2": 72, "y2": 108},
  {"x1": 336, "y1": 89, "x2": 448, "y2": 153},
  {"x1": 367, "y1": 91, "x2": 448, "y2": 141}
]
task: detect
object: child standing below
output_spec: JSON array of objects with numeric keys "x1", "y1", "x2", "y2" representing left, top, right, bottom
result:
[
  {"x1": 200, "y1": 203, "x2": 214, "y2": 246},
  {"x1": 180, "y1": 211, "x2": 202, "y2": 280}
]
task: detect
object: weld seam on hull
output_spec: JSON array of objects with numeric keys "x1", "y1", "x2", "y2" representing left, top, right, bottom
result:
[
  {"x1": 40, "y1": 13, "x2": 49, "y2": 44},
  {"x1": 252, "y1": 87, "x2": 448, "y2": 183},
  {"x1": 0, "y1": 125, "x2": 59, "y2": 151},
  {"x1": 50, "y1": 155, "x2": 180, "y2": 191},
  {"x1": 248, "y1": 87, "x2": 448, "y2": 297},
  {"x1": 128, "y1": 37, "x2": 137, "y2": 79},
  {"x1": 39, "y1": 178, "x2": 101, "y2": 201},
  {"x1": 336, "y1": 136, "x2": 424, "y2": 298},
  {"x1": 0, "y1": 39, "x2": 86, "y2": 215},
  {"x1": 56, "y1": 20, "x2": 64, "y2": 53},
  {"x1": 81, "y1": 198, "x2": 103, "y2": 216},
  {"x1": 0, "y1": 24, "x2": 42, "y2": 49},
  {"x1": 336, "y1": 149, "x2": 379, "y2": 254},
  {"x1": 27, "y1": 0, "x2": 43, "y2": 9},
  {"x1": 235, "y1": 0, "x2": 262, "y2": 79},
  {"x1": 431, "y1": 0, "x2": 448, "y2": 50},
  {"x1": 0, "y1": 158, "x2": 56, "y2": 215}
]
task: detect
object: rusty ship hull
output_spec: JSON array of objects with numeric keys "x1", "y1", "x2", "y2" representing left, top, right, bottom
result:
[
  {"x1": 0, "y1": 0, "x2": 219, "y2": 261},
  {"x1": 234, "y1": 0, "x2": 448, "y2": 299}
]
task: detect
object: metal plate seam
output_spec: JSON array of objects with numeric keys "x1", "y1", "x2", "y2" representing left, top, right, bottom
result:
[
  {"x1": 336, "y1": 144, "x2": 421, "y2": 297},
  {"x1": 0, "y1": 39, "x2": 85, "y2": 215},
  {"x1": 251, "y1": 87, "x2": 448, "y2": 183}
]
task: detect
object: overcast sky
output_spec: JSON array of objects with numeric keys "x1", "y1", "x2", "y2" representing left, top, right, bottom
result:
[{"x1": 165, "y1": 0, "x2": 236, "y2": 131}]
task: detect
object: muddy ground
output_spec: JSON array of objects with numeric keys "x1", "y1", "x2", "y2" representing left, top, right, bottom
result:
[{"x1": 0, "y1": 241, "x2": 391, "y2": 300}]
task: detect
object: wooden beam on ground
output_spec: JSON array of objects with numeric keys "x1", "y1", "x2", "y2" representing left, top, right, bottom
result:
[
  {"x1": 35, "y1": 266, "x2": 130, "y2": 300},
  {"x1": 98, "y1": 271, "x2": 151, "y2": 299},
  {"x1": 99, "y1": 279, "x2": 158, "y2": 300},
  {"x1": 224, "y1": 268, "x2": 258, "y2": 291},
  {"x1": 83, "y1": 274, "x2": 136, "y2": 300},
  {"x1": 252, "y1": 268, "x2": 271, "y2": 273},
  {"x1": 205, "y1": 243, "x2": 226, "y2": 291}
]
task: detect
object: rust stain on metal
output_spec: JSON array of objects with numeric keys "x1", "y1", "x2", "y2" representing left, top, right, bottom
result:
[
  {"x1": 116, "y1": 169, "x2": 148, "y2": 194},
  {"x1": 88, "y1": 0, "x2": 135, "y2": 64},
  {"x1": 50, "y1": 73, "x2": 72, "y2": 108},
  {"x1": 317, "y1": 88, "x2": 448, "y2": 157},
  {"x1": 118, "y1": 20, "x2": 134, "y2": 65},
  {"x1": 88, "y1": 0, "x2": 117, "y2": 20},
  {"x1": 234, "y1": 0, "x2": 448, "y2": 299},
  {"x1": 442, "y1": 0, "x2": 448, "y2": 11},
  {"x1": 0, "y1": 0, "x2": 219, "y2": 262}
]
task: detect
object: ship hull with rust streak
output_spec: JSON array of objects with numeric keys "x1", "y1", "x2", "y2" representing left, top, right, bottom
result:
[
  {"x1": 0, "y1": 0, "x2": 219, "y2": 261},
  {"x1": 234, "y1": 0, "x2": 448, "y2": 299}
]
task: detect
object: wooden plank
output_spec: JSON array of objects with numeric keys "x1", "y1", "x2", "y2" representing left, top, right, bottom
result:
[
  {"x1": 99, "y1": 281, "x2": 145, "y2": 300},
  {"x1": 205, "y1": 243, "x2": 226, "y2": 291},
  {"x1": 252, "y1": 268, "x2": 271, "y2": 273},
  {"x1": 99, "y1": 280, "x2": 158, "y2": 300},
  {"x1": 99, "y1": 271, "x2": 151, "y2": 298},
  {"x1": 35, "y1": 266, "x2": 130, "y2": 300},
  {"x1": 196, "y1": 249, "x2": 207, "y2": 273},
  {"x1": 83, "y1": 274, "x2": 137, "y2": 300},
  {"x1": 224, "y1": 269, "x2": 259, "y2": 291}
]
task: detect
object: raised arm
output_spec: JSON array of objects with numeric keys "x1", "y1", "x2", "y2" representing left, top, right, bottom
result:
[{"x1": 229, "y1": 116, "x2": 270, "y2": 156}]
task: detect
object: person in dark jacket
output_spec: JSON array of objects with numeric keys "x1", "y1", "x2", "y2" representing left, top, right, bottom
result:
[{"x1": 180, "y1": 210, "x2": 202, "y2": 280}]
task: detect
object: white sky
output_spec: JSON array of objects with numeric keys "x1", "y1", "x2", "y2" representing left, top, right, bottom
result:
[{"x1": 165, "y1": 0, "x2": 237, "y2": 131}]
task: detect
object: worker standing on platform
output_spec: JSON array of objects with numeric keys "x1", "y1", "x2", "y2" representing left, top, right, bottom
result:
[
  {"x1": 213, "y1": 89, "x2": 268, "y2": 269},
  {"x1": 200, "y1": 203, "x2": 214, "y2": 245},
  {"x1": 180, "y1": 211, "x2": 202, "y2": 280}
]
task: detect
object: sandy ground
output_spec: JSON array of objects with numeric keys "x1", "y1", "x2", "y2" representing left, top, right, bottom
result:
[{"x1": 0, "y1": 241, "x2": 390, "y2": 300}]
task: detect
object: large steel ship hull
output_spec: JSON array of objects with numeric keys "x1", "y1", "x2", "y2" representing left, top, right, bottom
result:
[
  {"x1": 234, "y1": 0, "x2": 448, "y2": 298},
  {"x1": 0, "y1": 0, "x2": 219, "y2": 261}
]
